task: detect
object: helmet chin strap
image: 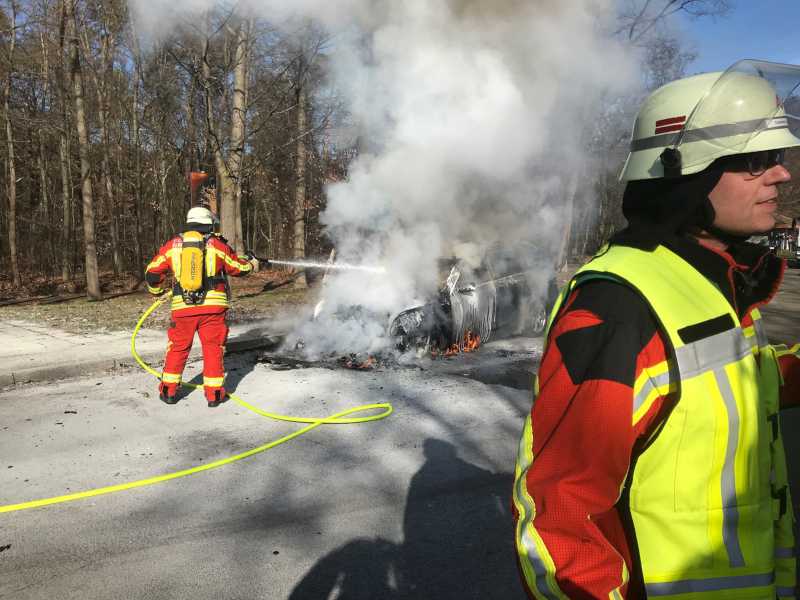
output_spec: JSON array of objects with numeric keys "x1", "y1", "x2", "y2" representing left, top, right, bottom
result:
[{"x1": 660, "y1": 147, "x2": 683, "y2": 179}]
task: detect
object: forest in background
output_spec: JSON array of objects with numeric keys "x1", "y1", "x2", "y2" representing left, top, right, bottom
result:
[
  {"x1": 2, "y1": 0, "x2": 796, "y2": 301},
  {"x1": 0, "y1": 0, "x2": 352, "y2": 298}
]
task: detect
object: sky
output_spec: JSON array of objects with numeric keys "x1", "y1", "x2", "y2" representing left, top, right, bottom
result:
[{"x1": 680, "y1": 0, "x2": 800, "y2": 74}]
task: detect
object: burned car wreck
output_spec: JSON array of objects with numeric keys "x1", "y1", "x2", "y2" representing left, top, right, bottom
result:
[{"x1": 389, "y1": 242, "x2": 559, "y2": 354}]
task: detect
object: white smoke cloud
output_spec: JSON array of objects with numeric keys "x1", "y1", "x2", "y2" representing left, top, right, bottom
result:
[{"x1": 130, "y1": 0, "x2": 637, "y2": 356}]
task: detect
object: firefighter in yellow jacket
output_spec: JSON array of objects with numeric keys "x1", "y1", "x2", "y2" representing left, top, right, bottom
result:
[
  {"x1": 513, "y1": 60, "x2": 800, "y2": 598},
  {"x1": 145, "y1": 207, "x2": 258, "y2": 407}
]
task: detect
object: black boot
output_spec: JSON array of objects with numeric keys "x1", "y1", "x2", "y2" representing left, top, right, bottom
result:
[
  {"x1": 159, "y1": 385, "x2": 179, "y2": 405},
  {"x1": 207, "y1": 389, "x2": 226, "y2": 408}
]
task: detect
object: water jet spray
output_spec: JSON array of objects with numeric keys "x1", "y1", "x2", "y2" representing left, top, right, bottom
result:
[{"x1": 255, "y1": 256, "x2": 387, "y2": 275}]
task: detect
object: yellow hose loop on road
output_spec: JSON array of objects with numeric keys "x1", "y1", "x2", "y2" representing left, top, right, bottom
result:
[{"x1": 0, "y1": 295, "x2": 392, "y2": 514}]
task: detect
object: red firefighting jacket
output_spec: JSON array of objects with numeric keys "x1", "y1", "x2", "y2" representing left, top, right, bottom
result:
[
  {"x1": 145, "y1": 233, "x2": 253, "y2": 317},
  {"x1": 513, "y1": 237, "x2": 800, "y2": 599}
]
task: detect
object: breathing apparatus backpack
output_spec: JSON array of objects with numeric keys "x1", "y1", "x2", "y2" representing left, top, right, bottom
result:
[{"x1": 178, "y1": 231, "x2": 209, "y2": 305}]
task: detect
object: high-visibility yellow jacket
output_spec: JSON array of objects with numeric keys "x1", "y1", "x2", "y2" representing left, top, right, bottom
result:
[{"x1": 517, "y1": 243, "x2": 795, "y2": 599}]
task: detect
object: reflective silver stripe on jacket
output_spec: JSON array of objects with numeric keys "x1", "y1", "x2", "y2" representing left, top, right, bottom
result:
[
  {"x1": 633, "y1": 370, "x2": 672, "y2": 414},
  {"x1": 673, "y1": 326, "x2": 751, "y2": 567},
  {"x1": 514, "y1": 434, "x2": 561, "y2": 599},
  {"x1": 714, "y1": 368, "x2": 745, "y2": 567},
  {"x1": 754, "y1": 318, "x2": 770, "y2": 349},
  {"x1": 674, "y1": 327, "x2": 751, "y2": 378},
  {"x1": 646, "y1": 571, "x2": 774, "y2": 596}
]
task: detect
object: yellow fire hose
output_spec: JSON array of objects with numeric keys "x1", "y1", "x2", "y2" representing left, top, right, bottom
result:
[{"x1": 0, "y1": 294, "x2": 392, "y2": 514}]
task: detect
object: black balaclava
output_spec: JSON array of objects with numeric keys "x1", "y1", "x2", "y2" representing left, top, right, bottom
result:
[
  {"x1": 609, "y1": 162, "x2": 750, "y2": 250},
  {"x1": 611, "y1": 166, "x2": 720, "y2": 250}
]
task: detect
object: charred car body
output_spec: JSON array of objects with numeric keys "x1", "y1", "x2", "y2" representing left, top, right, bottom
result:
[{"x1": 389, "y1": 242, "x2": 559, "y2": 353}]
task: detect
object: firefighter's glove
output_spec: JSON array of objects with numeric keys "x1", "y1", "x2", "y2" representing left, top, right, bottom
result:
[
  {"x1": 241, "y1": 253, "x2": 259, "y2": 271},
  {"x1": 147, "y1": 285, "x2": 167, "y2": 296},
  {"x1": 244, "y1": 250, "x2": 262, "y2": 270}
]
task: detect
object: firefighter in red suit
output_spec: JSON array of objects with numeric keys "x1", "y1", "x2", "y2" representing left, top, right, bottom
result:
[{"x1": 145, "y1": 207, "x2": 258, "y2": 407}]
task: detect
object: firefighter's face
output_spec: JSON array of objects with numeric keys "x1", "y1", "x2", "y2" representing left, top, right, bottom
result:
[{"x1": 708, "y1": 160, "x2": 792, "y2": 235}]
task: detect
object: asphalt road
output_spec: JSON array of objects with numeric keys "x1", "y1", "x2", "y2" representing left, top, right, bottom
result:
[
  {"x1": 760, "y1": 267, "x2": 800, "y2": 346},
  {"x1": 0, "y1": 342, "x2": 540, "y2": 600},
  {"x1": 2, "y1": 269, "x2": 800, "y2": 600}
]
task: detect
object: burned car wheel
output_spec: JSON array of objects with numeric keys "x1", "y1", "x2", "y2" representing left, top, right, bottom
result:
[{"x1": 389, "y1": 304, "x2": 439, "y2": 354}]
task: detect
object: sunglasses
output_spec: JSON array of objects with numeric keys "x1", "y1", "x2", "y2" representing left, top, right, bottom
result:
[{"x1": 717, "y1": 149, "x2": 786, "y2": 176}]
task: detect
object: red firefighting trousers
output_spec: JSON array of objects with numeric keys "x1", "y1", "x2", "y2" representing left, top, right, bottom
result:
[{"x1": 160, "y1": 312, "x2": 229, "y2": 403}]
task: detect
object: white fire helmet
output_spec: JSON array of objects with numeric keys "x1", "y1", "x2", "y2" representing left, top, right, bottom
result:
[
  {"x1": 620, "y1": 59, "x2": 800, "y2": 181},
  {"x1": 186, "y1": 206, "x2": 219, "y2": 226}
]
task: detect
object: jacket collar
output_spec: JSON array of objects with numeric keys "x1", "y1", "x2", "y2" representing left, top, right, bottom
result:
[{"x1": 662, "y1": 235, "x2": 784, "y2": 319}]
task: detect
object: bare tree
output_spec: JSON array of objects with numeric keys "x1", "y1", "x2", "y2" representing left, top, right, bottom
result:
[
  {"x1": 288, "y1": 26, "x2": 328, "y2": 289},
  {"x1": 223, "y1": 16, "x2": 251, "y2": 254},
  {"x1": 618, "y1": 0, "x2": 730, "y2": 43},
  {"x1": 292, "y1": 62, "x2": 308, "y2": 289},
  {"x1": 65, "y1": 0, "x2": 101, "y2": 299},
  {"x1": 129, "y1": 16, "x2": 144, "y2": 274},
  {"x1": 83, "y1": 1, "x2": 121, "y2": 274},
  {"x1": 55, "y1": 0, "x2": 73, "y2": 282},
  {"x1": 201, "y1": 14, "x2": 227, "y2": 219},
  {"x1": 644, "y1": 32, "x2": 697, "y2": 90},
  {"x1": 0, "y1": 3, "x2": 357, "y2": 293},
  {"x1": 4, "y1": 0, "x2": 20, "y2": 287}
]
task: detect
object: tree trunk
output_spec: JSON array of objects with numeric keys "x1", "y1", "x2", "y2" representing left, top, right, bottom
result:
[
  {"x1": 59, "y1": 127, "x2": 72, "y2": 281},
  {"x1": 5, "y1": 0, "x2": 20, "y2": 287},
  {"x1": 293, "y1": 83, "x2": 308, "y2": 289},
  {"x1": 66, "y1": 126, "x2": 77, "y2": 273},
  {"x1": 38, "y1": 23, "x2": 55, "y2": 275},
  {"x1": 93, "y1": 64, "x2": 121, "y2": 275},
  {"x1": 58, "y1": 0, "x2": 72, "y2": 282},
  {"x1": 273, "y1": 193, "x2": 282, "y2": 259},
  {"x1": 66, "y1": 0, "x2": 101, "y2": 299},
  {"x1": 91, "y1": 22, "x2": 121, "y2": 275},
  {"x1": 158, "y1": 147, "x2": 168, "y2": 240},
  {"x1": 202, "y1": 27, "x2": 228, "y2": 222},
  {"x1": 226, "y1": 19, "x2": 251, "y2": 255},
  {"x1": 130, "y1": 21, "x2": 144, "y2": 274},
  {"x1": 38, "y1": 129, "x2": 54, "y2": 274},
  {"x1": 183, "y1": 69, "x2": 198, "y2": 209}
]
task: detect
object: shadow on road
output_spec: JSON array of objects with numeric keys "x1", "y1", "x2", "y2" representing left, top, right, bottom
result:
[
  {"x1": 288, "y1": 438, "x2": 525, "y2": 600},
  {"x1": 182, "y1": 352, "x2": 258, "y2": 400},
  {"x1": 180, "y1": 328, "x2": 282, "y2": 401}
]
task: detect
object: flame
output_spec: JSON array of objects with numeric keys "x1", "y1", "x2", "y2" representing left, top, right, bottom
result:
[
  {"x1": 344, "y1": 355, "x2": 376, "y2": 370},
  {"x1": 432, "y1": 330, "x2": 481, "y2": 358}
]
